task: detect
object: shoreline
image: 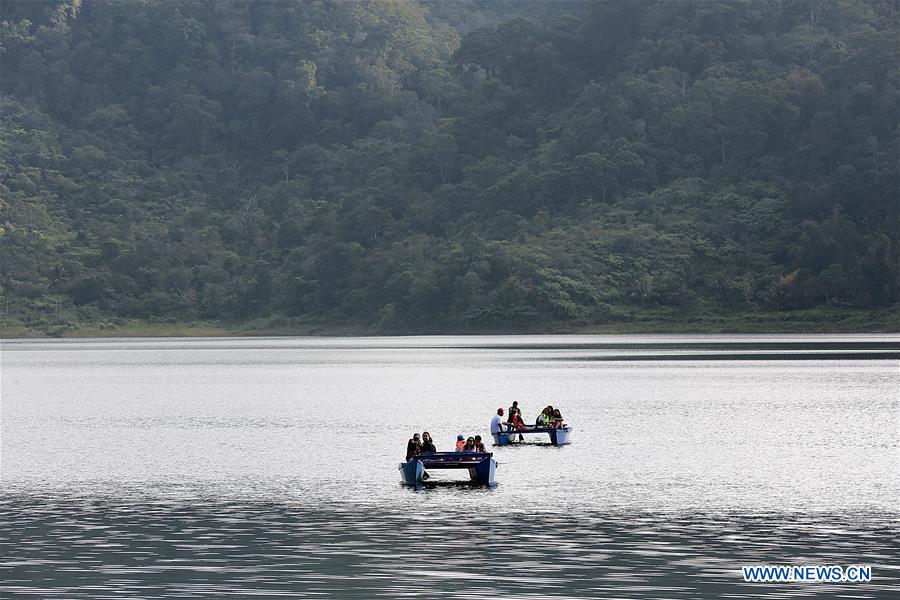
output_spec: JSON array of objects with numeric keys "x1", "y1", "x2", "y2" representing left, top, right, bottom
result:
[{"x1": 2, "y1": 308, "x2": 898, "y2": 338}]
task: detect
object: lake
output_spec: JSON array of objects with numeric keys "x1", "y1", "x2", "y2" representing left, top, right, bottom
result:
[{"x1": 2, "y1": 334, "x2": 898, "y2": 598}]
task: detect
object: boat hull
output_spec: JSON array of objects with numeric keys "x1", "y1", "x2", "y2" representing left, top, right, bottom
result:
[
  {"x1": 398, "y1": 459, "x2": 425, "y2": 485},
  {"x1": 468, "y1": 457, "x2": 496, "y2": 484},
  {"x1": 548, "y1": 426, "x2": 571, "y2": 446}
]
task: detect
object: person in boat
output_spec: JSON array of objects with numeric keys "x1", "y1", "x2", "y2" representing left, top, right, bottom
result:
[
  {"x1": 491, "y1": 407, "x2": 507, "y2": 436},
  {"x1": 406, "y1": 433, "x2": 421, "y2": 461},
  {"x1": 507, "y1": 401, "x2": 526, "y2": 441},
  {"x1": 507, "y1": 401, "x2": 521, "y2": 424},
  {"x1": 536, "y1": 408, "x2": 550, "y2": 428},
  {"x1": 463, "y1": 436, "x2": 476, "y2": 452},
  {"x1": 419, "y1": 432, "x2": 436, "y2": 480},
  {"x1": 473, "y1": 435, "x2": 485, "y2": 452},
  {"x1": 455, "y1": 434, "x2": 465, "y2": 452},
  {"x1": 551, "y1": 409, "x2": 565, "y2": 429},
  {"x1": 545, "y1": 405, "x2": 562, "y2": 428}
]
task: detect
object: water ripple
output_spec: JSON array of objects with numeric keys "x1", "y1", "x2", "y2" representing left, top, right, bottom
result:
[{"x1": 1, "y1": 491, "x2": 897, "y2": 599}]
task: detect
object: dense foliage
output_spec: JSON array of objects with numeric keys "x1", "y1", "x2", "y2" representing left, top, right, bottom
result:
[{"x1": 1, "y1": 0, "x2": 898, "y2": 333}]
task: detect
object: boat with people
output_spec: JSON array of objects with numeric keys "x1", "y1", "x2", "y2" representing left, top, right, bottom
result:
[
  {"x1": 397, "y1": 402, "x2": 571, "y2": 487},
  {"x1": 491, "y1": 403, "x2": 572, "y2": 446},
  {"x1": 399, "y1": 451, "x2": 498, "y2": 485},
  {"x1": 492, "y1": 424, "x2": 573, "y2": 446}
]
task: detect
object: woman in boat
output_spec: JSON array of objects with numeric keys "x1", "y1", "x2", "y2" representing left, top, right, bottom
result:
[
  {"x1": 551, "y1": 408, "x2": 564, "y2": 428},
  {"x1": 421, "y1": 431, "x2": 437, "y2": 453},
  {"x1": 473, "y1": 435, "x2": 485, "y2": 452},
  {"x1": 536, "y1": 408, "x2": 550, "y2": 428},
  {"x1": 507, "y1": 409, "x2": 526, "y2": 442},
  {"x1": 511, "y1": 410, "x2": 526, "y2": 430},
  {"x1": 462, "y1": 436, "x2": 476, "y2": 452}
]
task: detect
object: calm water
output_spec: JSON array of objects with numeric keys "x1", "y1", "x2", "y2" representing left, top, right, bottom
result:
[{"x1": 2, "y1": 335, "x2": 898, "y2": 598}]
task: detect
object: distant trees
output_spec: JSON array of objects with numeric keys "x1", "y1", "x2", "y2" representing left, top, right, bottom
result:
[{"x1": 0, "y1": 0, "x2": 897, "y2": 332}]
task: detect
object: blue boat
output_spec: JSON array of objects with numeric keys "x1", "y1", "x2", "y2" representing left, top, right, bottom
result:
[
  {"x1": 399, "y1": 451, "x2": 497, "y2": 485},
  {"x1": 492, "y1": 425, "x2": 572, "y2": 446}
]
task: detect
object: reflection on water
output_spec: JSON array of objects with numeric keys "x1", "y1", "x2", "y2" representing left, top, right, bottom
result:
[{"x1": 2, "y1": 335, "x2": 898, "y2": 598}]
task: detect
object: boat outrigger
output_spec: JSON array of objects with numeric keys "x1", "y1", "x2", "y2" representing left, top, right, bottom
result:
[
  {"x1": 399, "y1": 452, "x2": 497, "y2": 486},
  {"x1": 493, "y1": 425, "x2": 573, "y2": 446}
]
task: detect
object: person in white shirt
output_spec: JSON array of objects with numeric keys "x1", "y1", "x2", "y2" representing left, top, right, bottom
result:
[{"x1": 490, "y1": 408, "x2": 507, "y2": 434}]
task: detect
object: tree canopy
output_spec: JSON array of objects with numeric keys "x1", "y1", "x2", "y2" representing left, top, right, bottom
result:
[{"x1": 1, "y1": 0, "x2": 898, "y2": 333}]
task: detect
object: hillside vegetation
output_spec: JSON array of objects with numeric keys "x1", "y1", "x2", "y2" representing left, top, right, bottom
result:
[{"x1": 1, "y1": 0, "x2": 898, "y2": 335}]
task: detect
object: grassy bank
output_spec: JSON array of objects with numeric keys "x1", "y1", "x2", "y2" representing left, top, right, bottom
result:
[{"x1": 2, "y1": 306, "x2": 898, "y2": 339}]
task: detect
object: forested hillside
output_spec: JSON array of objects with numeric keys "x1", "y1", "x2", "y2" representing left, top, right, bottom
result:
[{"x1": 1, "y1": 0, "x2": 898, "y2": 334}]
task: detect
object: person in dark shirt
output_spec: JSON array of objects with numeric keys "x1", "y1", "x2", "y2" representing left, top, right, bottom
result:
[
  {"x1": 507, "y1": 401, "x2": 521, "y2": 424},
  {"x1": 473, "y1": 435, "x2": 485, "y2": 452},
  {"x1": 405, "y1": 433, "x2": 421, "y2": 460},
  {"x1": 508, "y1": 401, "x2": 525, "y2": 442},
  {"x1": 421, "y1": 431, "x2": 437, "y2": 453}
]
